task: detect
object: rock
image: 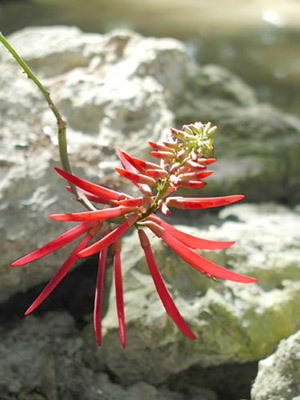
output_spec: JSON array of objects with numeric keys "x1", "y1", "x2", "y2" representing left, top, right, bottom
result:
[
  {"x1": 177, "y1": 64, "x2": 300, "y2": 203},
  {"x1": 185, "y1": 64, "x2": 257, "y2": 107},
  {"x1": 251, "y1": 330, "x2": 300, "y2": 400},
  {"x1": 0, "y1": 26, "x2": 103, "y2": 77},
  {"x1": 84, "y1": 203, "x2": 300, "y2": 385},
  {"x1": 0, "y1": 311, "x2": 218, "y2": 400}
]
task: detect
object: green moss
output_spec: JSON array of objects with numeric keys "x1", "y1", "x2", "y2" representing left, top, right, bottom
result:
[{"x1": 245, "y1": 285, "x2": 300, "y2": 358}]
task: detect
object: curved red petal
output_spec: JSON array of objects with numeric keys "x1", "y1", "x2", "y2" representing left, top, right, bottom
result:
[
  {"x1": 138, "y1": 230, "x2": 196, "y2": 340},
  {"x1": 117, "y1": 147, "x2": 137, "y2": 173},
  {"x1": 161, "y1": 232, "x2": 257, "y2": 283},
  {"x1": 11, "y1": 221, "x2": 95, "y2": 266},
  {"x1": 177, "y1": 170, "x2": 214, "y2": 181},
  {"x1": 116, "y1": 149, "x2": 155, "y2": 196},
  {"x1": 115, "y1": 167, "x2": 156, "y2": 186},
  {"x1": 66, "y1": 185, "x2": 113, "y2": 205},
  {"x1": 151, "y1": 151, "x2": 174, "y2": 161},
  {"x1": 49, "y1": 206, "x2": 136, "y2": 222},
  {"x1": 146, "y1": 169, "x2": 168, "y2": 179},
  {"x1": 25, "y1": 233, "x2": 92, "y2": 315},
  {"x1": 166, "y1": 195, "x2": 245, "y2": 209},
  {"x1": 114, "y1": 248, "x2": 126, "y2": 348},
  {"x1": 55, "y1": 167, "x2": 122, "y2": 201},
  {"x1": 78, "y1": 214, "x2": 138, "y2": 258},
  {"x1": 117, "y1": 148, "x2": 163, "y2": 173},
  {"x1": 178, "y1": 181, "x2": 207, "y2": 189},
  {"x1": 117, "y1": 197, "x2": 152, "y2": 207},
  {"x1": 159, "y1": 219, "x2": 235, "y2": 250}
]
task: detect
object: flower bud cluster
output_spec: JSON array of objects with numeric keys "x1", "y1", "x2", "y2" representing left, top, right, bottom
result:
[{"x1": 149, "y1": 121, "x2": 216, "y2": 192}]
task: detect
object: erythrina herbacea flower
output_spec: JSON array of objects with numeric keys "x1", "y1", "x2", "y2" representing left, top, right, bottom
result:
[{"x1": 11, "y1": 122, "x2": 257, "y2": 348}]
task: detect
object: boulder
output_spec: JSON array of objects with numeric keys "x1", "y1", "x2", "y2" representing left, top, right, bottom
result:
[
  {"x1": 83, "y1": 203, "x2": 300, "y2": 385},
  {"x1": 178, "y1": 64, "x2": 300, "y2": 203},
  {"x1": 251, "y1": 330, "x2": 300, "y2": 400},
  {"x1": 0, "y1": 311, "x2": 217, "y2": 400}
]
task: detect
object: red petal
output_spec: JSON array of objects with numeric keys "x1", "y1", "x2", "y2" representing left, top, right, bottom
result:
[
  {"x1": 25, "y1": 233, "x2": 92, "y2": 315},
  {"x1": 148, "y1": 141, "x2": 175, "y2": 153},
  {"x1": 162, "y1": 140, "x2": 179, "y2": 149},
  {"x1": 116, "y1": 149, "x2": 156, "y2": 196},
  {"x1": 138, "y1": 230, "x2": 196, "y2": 340},
  {"x1": 177, "y1": 149, "x2": 186, "y2": 159},
  {"x1": 161, "y1": 231, "x2": 257, "y2": 283},
  {"x1": 115, "y1": 167, "x2": 156, "y2": 186},
  {"x1": 113, "y1": 241, "x2": 125, "y2": 348},
  {"x1": 94, "y1": 247, "x2": 108, "y2": 346},
  {"x1": 159, "y1": 219, "x2": 235, "y2": 250},
  {"x1": 178, "y1": 181, "x2": 207, "y2": 189},
  {"x1": 146, "y1": 169, "x2": 168, "y2": 179},
  {"x1": 66, "y1": 185, "x2": 113, "y2": 205},
  {"x1": 117, "y1": 197, "x2": 152, "y2": 207},
  {"x1": 117, "y1": 147, "x2": 137, "y2": 173},
  {"x1": 138, "y1": 184, "x2": 153, "y2": 197},
  {"x1": 117, "y1": 148, "x2": 163, "y2": 173},
  {"x1": 144, "y1": 221, "x2": 165, "y2": 237},
  {"x1": 184, "y1": 160, "x2": 206, "y2": 170},
  {"x1": 49, "y1": 206, "x2": 137, "y2": 222},
  {"x1": 151, "y1": 151, "x2": 174, "y2": 161},
  {"x1": 170, "y1": 162, "x2": 181, "y2": 173},
  {"x1": 177, "y1": 170, "x2": 214, "y2": 181},
  {"x1": 166, "y1": 195, "x2": 245, "y2": 209},
  {"x1": 11, "y1": 221, "x2": 95, "y2": 266},
  {"x1": 55, "y1": 167, "x2": 123, "y2": 201},
  {"x1": 78, "y1": 214, "x2": 138, "y2": 258},
  {"x1": 198, "y1": 158, "x2": 216, "y2": 165},
  {"x1": 158, "y1": 200, "x2": 171, "y2": 217}
]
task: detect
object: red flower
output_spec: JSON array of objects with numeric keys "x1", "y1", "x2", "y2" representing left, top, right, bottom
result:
[{"x1": 11, "y1": 122, "x2": 257, "y2": 346}]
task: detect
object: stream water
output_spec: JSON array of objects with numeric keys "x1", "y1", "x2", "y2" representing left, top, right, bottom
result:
[{"x1": 0, "y1": 0, "x2": 299, "y2": 115}]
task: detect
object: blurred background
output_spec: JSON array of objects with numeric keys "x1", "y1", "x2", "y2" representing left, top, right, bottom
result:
[{"x1": 1, "y1": 0, "x2": 299, "y2": 116}]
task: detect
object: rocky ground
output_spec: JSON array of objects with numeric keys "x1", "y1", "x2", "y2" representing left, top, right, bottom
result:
[{"x1": 0, "y1": 27, "x2": 299, "y2": 400}]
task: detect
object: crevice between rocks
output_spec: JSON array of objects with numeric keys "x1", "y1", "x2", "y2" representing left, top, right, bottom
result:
[
  {"x1": 166, "y1": 361, "x2": 258, "y2": 400},
  {"x1": 0, "y1": 252, "x2": 113, "y2": 329}
]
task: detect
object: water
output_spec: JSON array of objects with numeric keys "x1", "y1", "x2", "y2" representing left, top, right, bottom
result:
[{"x1": 1, "y1": 0, "x2": 299, "y2": 115}]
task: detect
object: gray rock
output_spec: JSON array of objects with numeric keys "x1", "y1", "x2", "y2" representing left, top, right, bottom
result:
[
  {"x1": 0, "y1": 311, "x2": 217, "y2": 400},
  {"x1": 84, "y1": 203, "x2": 300, "y2": 385},
  {"x1": 178, "y1": 64, "x2": 300, "y2": 203},
  {"x1": 0, "y1": 26, "x2": 103, "y2": 77},
  {"x1": 251, "y1": 330, "x2": 300, "y2": 400}
]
